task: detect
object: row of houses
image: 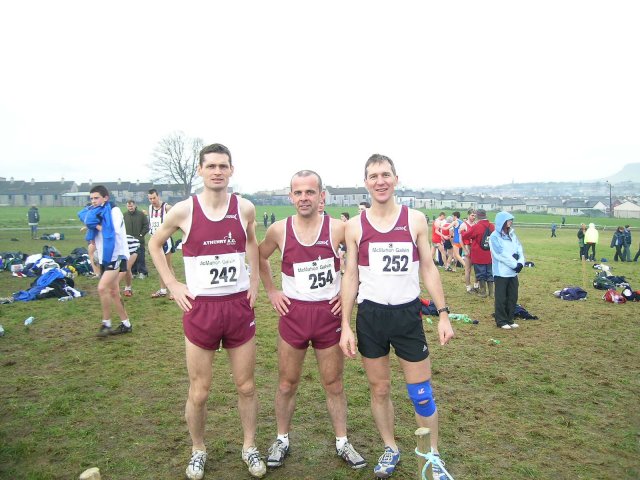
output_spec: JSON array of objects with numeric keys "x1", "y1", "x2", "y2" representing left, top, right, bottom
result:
[
  {"x1": 2, "y1": 177, "x2": 640, "y2": 218},
  {"x1": 0, "y1": 177, "x2": 185, "y2": 207},
  {"x1": 262, "y1": 186, "x2": 640, "y2": 218}
]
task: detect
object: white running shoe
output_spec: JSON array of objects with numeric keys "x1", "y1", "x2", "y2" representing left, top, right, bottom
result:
[
  {"x1": 242, "y1": 446, "x2": 266, "y2": 478},
  {"x1": 185, "y1": 450, "x2": 207, "y2": 480},
  {"x1": 337, "y1": 441, "x2": 367, "y2": 469}
]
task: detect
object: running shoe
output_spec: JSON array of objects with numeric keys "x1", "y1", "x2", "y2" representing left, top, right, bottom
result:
[
  {"x1": 266, "y1": 439, "x2": 289, "y2": 467},
  {"x1": 97, "y1": 324, "x2": 112, "y2": 337},
  {"x1": 374, "y1": 446, "x2": 400, "y2": 478},
  {"x1": 185, "y1": 449, "x2": 207, "y2": 480},
  {"x1": 430, "y1": 452, "x2": 450, "y2": 480},
  {"x1": 337, "y1": 441, "x2": 366, "y2": 469},
  {"x1": 123, "y1": 289, "x2": 133, "y2": 297},
  {"x1": 110, "y1": 323, "x2": 132, "y2": 335},
  {"x1": 242, "y1": 446, "x2": 266, "y2": 478}
]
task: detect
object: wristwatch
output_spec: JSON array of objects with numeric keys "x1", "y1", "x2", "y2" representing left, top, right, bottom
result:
[{"x1": 436, "y1": 306, "x2": 450, "y2": 315}]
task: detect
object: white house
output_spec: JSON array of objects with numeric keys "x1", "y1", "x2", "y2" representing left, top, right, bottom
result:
[{"x1": 614, "y1": 201, "x2": 640, "y2": 219}]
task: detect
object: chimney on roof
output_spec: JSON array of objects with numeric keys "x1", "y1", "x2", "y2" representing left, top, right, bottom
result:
[
  {"x1": 88, "y1": 179, "x2": 93, "y2": 186},
  {"x1": 136, "y1": 179, "x2": 140, "y2": 185},
  {"x1": 10, "y1": 177, "x2": 14, "y2": 184},
  {"x1": 31, "y1": 178, "x2": 35, "y2": 185},
  {"x1": 61, "y1": 177, "x2": 65, "y2": 184}
]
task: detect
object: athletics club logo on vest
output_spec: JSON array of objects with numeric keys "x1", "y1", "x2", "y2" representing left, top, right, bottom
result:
[{"x1": 202, "y1": 232, "x2": 237, "y2": 246}]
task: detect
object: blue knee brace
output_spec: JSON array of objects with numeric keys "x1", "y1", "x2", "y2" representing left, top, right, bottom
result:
[{"x1": 407, "y1": 380, "x2": 436, "y2": 417}]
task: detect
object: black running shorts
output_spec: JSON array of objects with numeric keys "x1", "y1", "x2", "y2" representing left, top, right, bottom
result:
[
  {"x1": 100, "y1": 257, "x2": 127, "y2": 274},
  {"x1": 356, "y1": 297, "x2": 429, "y2": 362}
]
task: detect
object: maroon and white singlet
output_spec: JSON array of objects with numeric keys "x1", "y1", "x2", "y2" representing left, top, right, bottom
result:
[
  {"x1": 281, "y1": 215, "x2": 340, "y2": 301},
  {"x1": 357, "y1": 205, "x2": 420, "y2": 305},
  {"x1": 182, "y1": 194, "x2": 250, "y2": 297}
]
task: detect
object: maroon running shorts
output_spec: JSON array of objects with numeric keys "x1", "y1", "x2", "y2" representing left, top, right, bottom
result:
[
  {"x1": 279, "y1": 298, "x2": 341, "y2": 350},
  {"x1": 183, "y1": 291, "x2": 255, "y2": 350}
]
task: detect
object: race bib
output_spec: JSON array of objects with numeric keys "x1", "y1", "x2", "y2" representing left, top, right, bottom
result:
[
  {"x1": 195, "y1": 253, "x2": 241, "y2": 288},
  {"x1": 150, "y1": 216, "x2": 162, "y2": 233},
  {"x1": 368, "y1": 242, "x2": 413, "y2": 275},
  {"x1": 293, "y1": 257, "x2": 336, "y2": 293}
]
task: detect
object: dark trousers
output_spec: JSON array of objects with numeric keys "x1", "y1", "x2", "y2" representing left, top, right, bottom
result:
[
  {"x1": 614, "y1": 245, "x2": 624, "y2": 262},
  {"x1": 584, "y1": 243, "x2": 596, "y2": 261},
  {"x1": 132, "y1": 243, "x2": 149, "y2": 275},
  {"x1": 494, "y1": 276, "x2": 519, "y2": 327},
  {"x1": 634, "y1": 248, "x2": 640, "y2": 262},
  {"x1": 579, "y1": 245, "x2": 586, "y2": 259}
]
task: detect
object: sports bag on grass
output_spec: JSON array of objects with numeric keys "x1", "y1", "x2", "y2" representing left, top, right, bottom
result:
[{"x1": 603, "y1": 289, "x2": 626, "y2": 304}]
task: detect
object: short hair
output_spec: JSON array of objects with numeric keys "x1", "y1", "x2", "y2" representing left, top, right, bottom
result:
[
  {"x1": 148, "y1": 189, "x2": 158, "y2": 196},
  {"x1": 127, "y1": 199, "x2": 136, "y2": 204},
  {"x1": 359, "y1": 201, "x2": 371, "y2": 208},
  {"x1": 439, "y1": 212, "x2": 445, "y2": 216},
  {"x1": 468, "y1": 208, "x2": 475, "y2": 215},
  {"x1": 290, "y1": 170, "x2": 323, "y2": 192},
  {"x1": 90, "y1": 185, "x2": 109, "y2": 198},
  {"x1": 625, "y1": 224, "x2": 630, "y2": 228},
  {"x1": 364, "y1": 154, "x2": 396, "y2": 179},
  {"x1": 453, "y1": 211, "x2": 460, "y2": 218},
  {"x1": 341, "y1": 212, "x2": 350, "y2": 220},
  {"x1": 199, "y1": 143, "x2": 232, "y2": 167}
]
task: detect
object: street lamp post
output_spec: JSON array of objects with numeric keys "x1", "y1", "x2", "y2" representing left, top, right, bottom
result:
[{"x1": 605, "y1": 181, "x2": 613, "y2": 217}]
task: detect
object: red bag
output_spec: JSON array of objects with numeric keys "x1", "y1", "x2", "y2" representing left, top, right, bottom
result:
[{"x1": 603, "y1": 289, "x2": 626, "y2": 304}]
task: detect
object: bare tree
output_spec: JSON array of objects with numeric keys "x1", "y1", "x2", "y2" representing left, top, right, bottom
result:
[{"x1": 151, "y1": 131, "x2": 204, "y2": 196}]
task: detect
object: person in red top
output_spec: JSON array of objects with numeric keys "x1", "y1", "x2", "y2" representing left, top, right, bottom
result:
[
  {"x1": 458, "y1": 209, "x2": 477, "y2": 292},
  {"x1": 149, "y1": 143, "x2": 266, "y2": 479},
  {"x1": 460, "y1": 209, "x2": 495, "y2": 297},
  {"x1": 431, "y1": 212, "x2": 446, "y2": 267}
]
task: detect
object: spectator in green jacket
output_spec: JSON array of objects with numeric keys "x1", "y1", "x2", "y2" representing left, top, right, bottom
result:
[{"x1": 123, "y1": 200, "x2": 150, "y2": 277}]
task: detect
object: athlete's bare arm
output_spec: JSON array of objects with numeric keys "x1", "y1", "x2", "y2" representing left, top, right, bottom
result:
[
  {"x1": 411, "y1": 209, "x2": 454, "y2": 346},
  {"x1": 339, "y1": 217, "x2": 361, "y2": 358},
  {"x1": 328, "y1": 218, "x2": 346, "y2": 315},
  {"x1": 258, "y1": 220, "x2": 291, "y2": 315},
  {"x1": 149, "y1": 198, "x2": 193, "y2": 312},
  {"x1": 239, "y1": 197, "x2": 259, "y2": 308}
]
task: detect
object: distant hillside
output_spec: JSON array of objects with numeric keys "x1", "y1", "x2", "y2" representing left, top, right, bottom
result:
[{"x1": 604, "y1": 163, "x2": 640, "y2": 183}]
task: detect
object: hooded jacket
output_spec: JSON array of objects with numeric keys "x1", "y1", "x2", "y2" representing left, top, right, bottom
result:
[
  {"x1": 489, "y1": 211, "x2": 525, "y2": 278},
  {"x1": 585, "y1": 223, "x2": 598, "y2": 244}
]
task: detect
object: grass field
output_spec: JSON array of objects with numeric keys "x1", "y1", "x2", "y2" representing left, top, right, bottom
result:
[
  {"x1": 2, "y1": 205, "x2": 639, "y2": 230},
  {"x1": 0, "y1": 207, "x2": 639, "y2": 479}
]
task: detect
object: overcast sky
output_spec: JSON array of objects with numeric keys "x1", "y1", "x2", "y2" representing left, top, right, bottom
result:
[{"x1": 1, "y1": 1, "x2": 638, "y2": 194}]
